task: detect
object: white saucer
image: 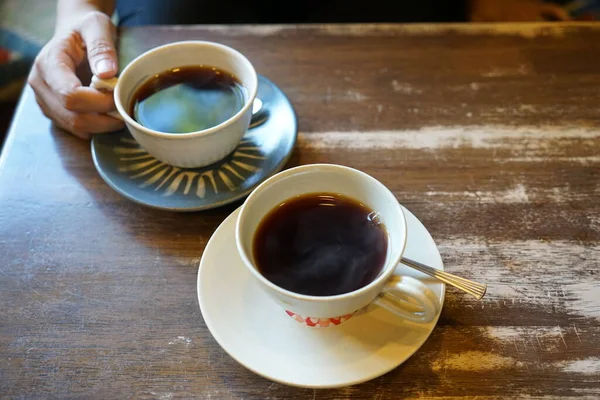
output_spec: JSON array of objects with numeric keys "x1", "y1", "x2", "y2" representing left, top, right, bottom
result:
[{"x1": 197, "y1": 206, "x2": 445, "y2": 388}]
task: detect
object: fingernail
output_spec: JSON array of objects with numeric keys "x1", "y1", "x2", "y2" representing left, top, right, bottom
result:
[{"x1": 96, "y1": 59, "x2": 115, "y2": 75}]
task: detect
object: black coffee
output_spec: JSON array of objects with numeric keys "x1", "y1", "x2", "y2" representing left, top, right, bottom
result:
[
  {"x1": 129, "y1": 65, "x2": 246, "y2": 133},
  {"x1": 253, "y1": 193, "x2": 388, "y2": 297}
]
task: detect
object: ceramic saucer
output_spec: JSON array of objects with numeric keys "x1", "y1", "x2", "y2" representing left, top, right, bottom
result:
[
  {"x1": 91, "y1": 75, "x2": 297, "y2": 211},
  {"x1": 197, "y1": 206, "x2": 445, "y2": 388}
]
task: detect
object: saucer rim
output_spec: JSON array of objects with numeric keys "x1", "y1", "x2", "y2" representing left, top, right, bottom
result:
[
  {"x1": 197, "y1": 207, "x2": 446, "y2": 389},
  {"x1": 90, "y1": 75, "x2": 298, "y2": 212},
  {"x1": 90, "y1": 144, "x2": 293, "y2": 212}
]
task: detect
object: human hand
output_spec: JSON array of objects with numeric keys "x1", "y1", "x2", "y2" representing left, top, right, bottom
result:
[{"x1": 28, "y1": 11, "x2": 124, "y2": 139}]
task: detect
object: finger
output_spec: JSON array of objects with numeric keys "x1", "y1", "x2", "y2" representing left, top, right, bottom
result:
[
  {"x1": 33, "y1": 81, "x2": 91, "y2": 139},
  {"x1": 40, "y1": 34, "x2": 87, "y2": 109},
  {"x1": 76, "y1": 113, "x2": 125, "y2": 135},
  {"x1": 79, "y1": 11, "x2": 118, "y2": 78},
  {"x1": 39, "y1": 40, "x2": 117, "y2": 113},
  {"x1": 57, "y1": 86, "x2": 116, "y2": 113},
  {"x1": 36, "y1": 88, "x2": 90, "y2": 140},
  {"x1": 34, "y1": 92, "x2": 55, "y2": 123},
  {"x1": 29, "y1": 64, "x2": 71, "y2": 125},
  {"x1": 34, "y1": 79, "x2": 124, "y2": 138}
]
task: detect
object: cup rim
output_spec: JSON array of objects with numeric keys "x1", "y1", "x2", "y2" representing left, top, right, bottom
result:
[
  {"x1": 235, "y1": 163, "x2": 408, "y2": 302},
  {"x1": 112, "y1": 40, "x2": 258, "y2": 140}
]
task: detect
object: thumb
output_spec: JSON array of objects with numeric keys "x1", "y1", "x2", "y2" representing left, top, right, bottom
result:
[{"x1": 79, "y1": 12, "x2": 118, "y2": 79}]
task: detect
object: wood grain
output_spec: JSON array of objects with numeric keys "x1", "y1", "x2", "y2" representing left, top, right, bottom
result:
[{"x1": 1, "y1": 23, "x2": 599, "y2": 399}]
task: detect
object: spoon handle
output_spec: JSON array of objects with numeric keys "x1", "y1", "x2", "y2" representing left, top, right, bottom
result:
[{"x1": 400, "y1": 257, "x2": 487, "y2": 300}]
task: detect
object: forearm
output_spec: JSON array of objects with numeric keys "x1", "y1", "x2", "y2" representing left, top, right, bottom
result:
[{"x1": 56, "y1": 0, "x2": 116, "y2": 32}]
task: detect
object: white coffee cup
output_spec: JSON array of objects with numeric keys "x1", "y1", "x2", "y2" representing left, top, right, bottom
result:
[
  {"x1": 91, "y1": 40, "x2": 258, "y2": 168},
  {"x1": 235, "y1": 163, "x2": 439, "y2": 326}
]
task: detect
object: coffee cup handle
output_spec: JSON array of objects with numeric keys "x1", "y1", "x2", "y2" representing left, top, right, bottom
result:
[
  {"x1": 90, "y1": 75, "x2": 123, "y2": 121},
  {"x1": 373, "y1": 275, "x2": 439, "y2": 323}
]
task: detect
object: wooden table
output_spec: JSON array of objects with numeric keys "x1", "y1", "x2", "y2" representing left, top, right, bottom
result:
[{"x1": 1, "y1": 22, "x2": 599, "y2": 399}]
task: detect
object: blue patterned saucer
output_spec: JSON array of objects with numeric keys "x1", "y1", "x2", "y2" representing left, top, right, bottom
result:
[{"x1": 91, "y1": 75, "x2": 297, "y2": 212}]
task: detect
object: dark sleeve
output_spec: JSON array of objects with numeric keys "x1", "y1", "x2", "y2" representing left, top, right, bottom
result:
[{"x1": 116, "y1": 0, "x2": 469, "y2": 26}]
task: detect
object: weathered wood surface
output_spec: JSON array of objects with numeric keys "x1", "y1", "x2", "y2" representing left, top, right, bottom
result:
[{"x1": 1, "y1": 23, "x2": 599, "y2": 399}]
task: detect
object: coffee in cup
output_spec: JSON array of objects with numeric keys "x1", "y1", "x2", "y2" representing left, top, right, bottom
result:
[
  {"x1": 129, "y1": 65, "x2": 247, "y2": 134},
  {"x1": 253, "y1": 192, "x2": 388, "y2": 297}
]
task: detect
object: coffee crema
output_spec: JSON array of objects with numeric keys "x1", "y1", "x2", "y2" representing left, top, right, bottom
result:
[
  {"x1": 252, "y1": 193, "x2": 388, "y2": 297},
  {"x1": 129, "y1": 65, "x2": 246, "y2": 134}
]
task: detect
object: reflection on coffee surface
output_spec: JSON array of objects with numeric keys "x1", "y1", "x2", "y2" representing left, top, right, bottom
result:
[
  {"x1": 253, "y1": 193, "x2": 388, "y2": 296},
  {"x1": 129, "y1": 65, "x2": 246, "y2": 133}
]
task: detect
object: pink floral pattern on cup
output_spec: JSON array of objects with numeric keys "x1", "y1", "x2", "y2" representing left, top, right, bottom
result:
[{"x1": 285, "y1": 310, "x2": 356, "y2": 328}]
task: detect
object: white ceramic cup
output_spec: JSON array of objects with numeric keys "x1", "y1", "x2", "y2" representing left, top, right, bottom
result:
[
  {"x1": 91, "y1": 40, "x2": 258, "y2": 168},
  {"x1": 235, "y1": 164, "x2": 439, "y2": 327}
]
